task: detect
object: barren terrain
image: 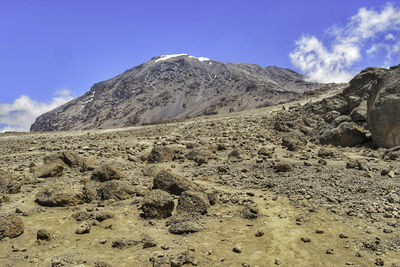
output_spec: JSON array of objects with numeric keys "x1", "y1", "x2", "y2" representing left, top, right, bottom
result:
[{"x1": 1, "y1": 88, "x2": 399, "y2": 267}]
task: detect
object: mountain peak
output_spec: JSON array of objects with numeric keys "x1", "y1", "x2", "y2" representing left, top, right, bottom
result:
[
  {"x1": 153, "y1": 54, "x2": 211, "y2": 62},
  {"x1": 30, "y1": 58, "x2": 324, "y2": 131}
]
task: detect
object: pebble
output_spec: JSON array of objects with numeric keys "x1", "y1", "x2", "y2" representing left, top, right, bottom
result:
[
  {"x1": 300, "y1": 237, "x2": 311, "y2": 243},
  {"x1": 232, "y1": 244, "x2": 242, "y2": 253}
]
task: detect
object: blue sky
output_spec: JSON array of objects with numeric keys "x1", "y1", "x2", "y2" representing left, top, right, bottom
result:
[{"x1": 1, "y1": 0, "x2": 399, "y2": 131}]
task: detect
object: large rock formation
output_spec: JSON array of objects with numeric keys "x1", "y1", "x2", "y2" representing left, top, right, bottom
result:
[
  {"x1": 367, "y1": 65, "x2": 400, "y2": 148},
  {"x1": 31, "y1": 54, "x2": 323, "y2": 131},
  {"x1": 341, "y1": 64, "x2": 400, "y2": 148}
]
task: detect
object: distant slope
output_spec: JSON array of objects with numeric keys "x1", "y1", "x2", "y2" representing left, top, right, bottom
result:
[{"x1": 31, "y1": 54, "x2": 324, "y2": 131}]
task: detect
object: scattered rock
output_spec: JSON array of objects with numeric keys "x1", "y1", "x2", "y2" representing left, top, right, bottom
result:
[
  {"x1": 0, "y1": 214, "x2": 24, "y2": 240},
  {"x1": 96, "y1": 180, "x2": 136, "y2": 201},
  {"x1": 258, "y1": 145, "x2": 275, "y2": 157},
  {"x1": 300, "y1": 237, "x2": 311, "y2": 243},
  {"x1": 177, "y1": 191, "x2": 209, "y2": 215},
  {"x1": 167, "y1": 215, "x2": 205, "y2": 234},
  {"x1": 75, "y1": 221, "x2": 91, "y2": 234},
  {"x1": 37, "y1": 229, "x2": 51, "y2": 241},
  {"x1": 91, "y1": 165, "x2": 124, "y2": 182},
  {"x1": 0, "y1": 170, "x2": 21, "y2": 194},
  {"x1": 241, "y1": 204, "x2": 259, "y2": 220},
  {"x1": 185, "y1": 148, "x2": 211, "y2": 165},
  {"x1": 152, "y1": 170, "x2": 192, "y2": 195},
  {"x1": 281, "y1": 130, "x2": 307, "y2": 151},
  {"x1": 255, "y1": 230, "x2": 264, "y2": 237},
  {"x1": 232, "y1": 243, "x2": 242, "y2": 253},
  {"x1": 274, "y1": 161, "x2": 292, "y2": 172},
  {"x1": 35, "y1": 184, "x2": 83, "y2": 207},
  {"x1": 36, "y1": 163, "x2": 64, "y2": 178},
  {"x1": 147, "y1": 146, "x2": 176, "y2": 163},
  {"x1": 317, "y1": 147, "x2": 334, "y2": 158},
  {"x1": 141, "y1": 189, "x2": 175, "y2": 219},
  {"x1": 141, "y1": 234, "x2": 157, "y2": 249},
  {"x1": 111, "y1": 238, "x2": 139, "y2": 249},
  {"x1": 228, "y1": 149, "x2": 241, "y2": 159}
]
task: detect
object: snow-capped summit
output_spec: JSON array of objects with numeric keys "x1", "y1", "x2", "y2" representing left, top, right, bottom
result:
[{"x1": 154, "y1": 54, "x2": 210, "y2": 62}]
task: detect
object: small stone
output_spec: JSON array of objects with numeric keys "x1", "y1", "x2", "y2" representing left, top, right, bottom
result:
[
  {"x1": 37, "y1": 229, "x2": 51, "y2": 241},
  {"x1": 274, "y1": 259, "x2": 282, "y2": 265},
  {"x1": 326, "y1": 248, "x2": 334, "y2": 254},
  {"x1": 339, "y1": 233, "x2": 348, "y2": 239},
  {"x1": 300, "y1": 237, "x2": 311, "y2": 243},
  {"x1": 274, "y1": 161, "x2": 292, "y2": 172},
  {"x1": 315, "y1": 229, "x2": 324, "y2": 234},
  {"x1": 232, "y1": 244, "x2": 242, "y2": 253},
  {"x1": 255, "y1": 230, "x2": 264, "y2": 237},
  {"x1": 141, "y1": 234, "x2": 157, "y2": 249},
  {"x1": 75, "y1": 222, "x2": 91, "y2": 234},
  {"x1": 375, "y1": 258, "x2": 384, "y2": 266}
]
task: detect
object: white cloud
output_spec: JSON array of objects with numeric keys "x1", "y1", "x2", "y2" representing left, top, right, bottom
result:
[
  {"x1": 290, "y1": 3, "x2": 400, "y2": 83},
  {"x1": 0, "y1": 90, "x2": 74, "y2": 132}
]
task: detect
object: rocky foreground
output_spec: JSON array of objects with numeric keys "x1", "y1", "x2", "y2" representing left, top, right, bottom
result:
[{"x1": 1, "y1": 80, "x2": 400, "y2": 266}]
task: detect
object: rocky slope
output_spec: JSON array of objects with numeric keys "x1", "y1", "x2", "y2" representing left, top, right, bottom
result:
[
  {"x1": 31, "y1": 54, "x2": 324, "y2": 131},
  {"x1": 1, "y1": 88, "x2": 399, "y2": 266},
  {"x1": 270, "y1": 63, "x2": 400, "y2": 150}
]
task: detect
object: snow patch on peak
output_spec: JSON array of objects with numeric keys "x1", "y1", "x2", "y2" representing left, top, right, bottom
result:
[
  {"x1": 154, "y1": 54, "x2": 210, "y2": 62},
  {"x1": 188, "y1": 56, "x2": 210, "y2": 62},
  {"x1": 154, "y1": 54, "x2": 188, "y2": 62}
]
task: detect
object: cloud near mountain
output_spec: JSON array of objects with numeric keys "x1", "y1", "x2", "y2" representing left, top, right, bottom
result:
[
  {"x1": 290, "y1": 3, "x2": 400, "y2": 83},
  {"x1": 0, "y1": 90, "x2": 74, "y2": 132}
]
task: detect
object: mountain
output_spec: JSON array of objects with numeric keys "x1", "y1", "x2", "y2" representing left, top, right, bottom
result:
[{"x1": 30, "y1": 54, "x2": 324, "y2": 131}]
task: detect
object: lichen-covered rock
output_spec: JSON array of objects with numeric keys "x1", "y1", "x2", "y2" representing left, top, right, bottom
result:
[
  {"x1": 141, "y1": 189, "x2": 174, "y2": 219},
  {"x1": 0, "y1": 214, "x2": 24, "y2": 240}
]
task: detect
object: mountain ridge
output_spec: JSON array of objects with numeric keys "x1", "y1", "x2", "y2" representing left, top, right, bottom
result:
[{"x1": 30, "y1": 54, "x2": 325, "y2": 131}]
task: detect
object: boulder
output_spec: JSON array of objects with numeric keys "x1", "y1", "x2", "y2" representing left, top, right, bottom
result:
[
  {"x1": 0, "y1": 214, "x2": 24, "y2": 240},
  {"x1": 35, "y1": 184, "x2": 84, "y2": 207},
  {"x1": 91, "y1": 165, "x2": 123, "y2": 182},
  {"x1": 367, "y1": 66, "x2": 400, "y2": 148},
  {"x1": 319, "y1": 122, "x2": 366, "y2": 147},
  {"x1": 177, "y1": 191, "x2": 209, "y2": 215},
  {"x1": 141, "y1": 189, "x2": 174, "y2": 219},
  {"x1": 152, "y1": 170, "x2": 192, "y2": 195}
]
